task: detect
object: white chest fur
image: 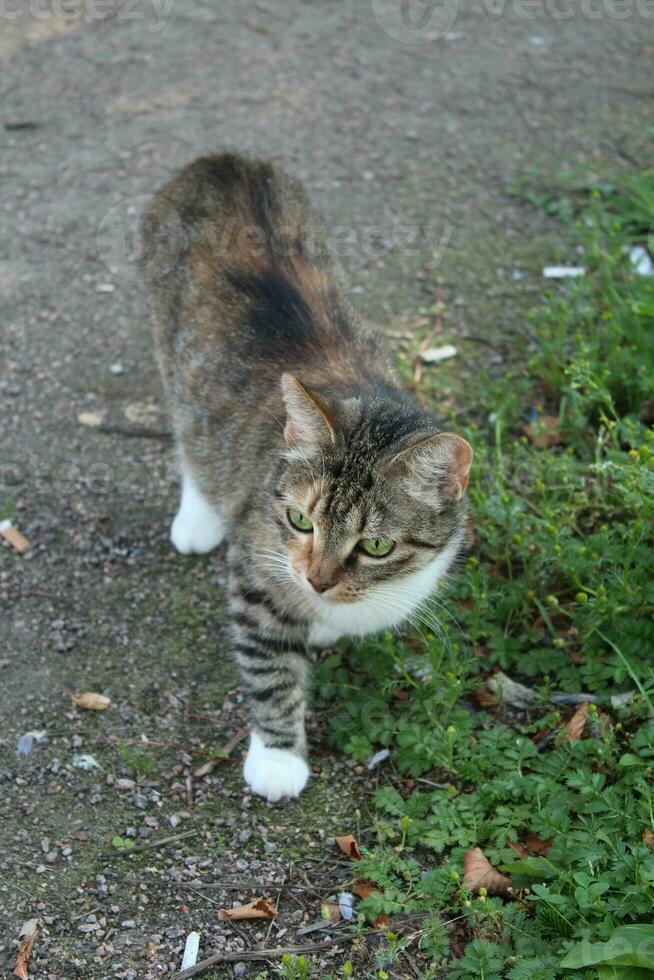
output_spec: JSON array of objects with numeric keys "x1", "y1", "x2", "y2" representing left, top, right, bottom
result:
[{"x1": 307, "y1": 532, "x2": 462, "y2": 647}]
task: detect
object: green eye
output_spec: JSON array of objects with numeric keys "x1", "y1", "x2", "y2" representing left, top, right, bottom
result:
[
  {"x1": 360, "y1": 537, "x2": 395, "y2": 557},
  {"x1": 287, "y1": 508, "x2": 313, "y2": 533}
]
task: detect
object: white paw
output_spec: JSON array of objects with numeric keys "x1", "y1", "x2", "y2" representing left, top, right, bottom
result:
[
  {"x1": 170, "y1": 508, "x2": 225, "y2": 555},
  {"x1": 170, "y1": 473, "x2": 226, "y2": 555},
  {"x1": 243, "y1": 732, "x2": 309, "y2": 803}
]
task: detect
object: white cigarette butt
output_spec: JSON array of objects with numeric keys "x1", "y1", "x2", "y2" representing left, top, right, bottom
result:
[
  {"x1": 0, "y1": 519, "x2": 31, "y2": 554},
  {"x1": 543, "y1": 265, "x2": 585, "y2": 279},
  {"x1": 181, "y1": 931, "x2": 200, "y2": 969},
  {"x1": 420, "y1": 344, "x2": 458, "y2": 364}
]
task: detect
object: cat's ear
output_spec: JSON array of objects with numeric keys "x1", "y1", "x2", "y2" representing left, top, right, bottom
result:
[
  {"x1": 389, "y1": 432, "x2": 472, "y2": 501},
  {"x1": 281, "y1": 373, "x2": 337, "y2": 449}
]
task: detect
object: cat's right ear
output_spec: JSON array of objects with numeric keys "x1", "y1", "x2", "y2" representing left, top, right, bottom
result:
[{"x1": 280, "y1": 373, "x2": 337, "y2": 450}]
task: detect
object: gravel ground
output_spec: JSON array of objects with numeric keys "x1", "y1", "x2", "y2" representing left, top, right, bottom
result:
[{"x1": 1, "y1": 2, "x2": 652, "y2": 977}]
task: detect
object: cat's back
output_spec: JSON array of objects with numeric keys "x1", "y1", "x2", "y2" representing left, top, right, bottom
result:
[{"x1": 143, "y1": 153, "x2": 383, "y2": 396}]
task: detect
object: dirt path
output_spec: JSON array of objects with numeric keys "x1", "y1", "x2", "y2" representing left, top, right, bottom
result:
[{"x1": 1, "y1": 2, "x2": 652, "y2": 976}]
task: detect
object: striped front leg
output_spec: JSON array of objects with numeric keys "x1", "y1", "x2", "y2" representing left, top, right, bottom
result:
[{"x1": 229, "y1": 581, "x2": 310, "y2": 802}]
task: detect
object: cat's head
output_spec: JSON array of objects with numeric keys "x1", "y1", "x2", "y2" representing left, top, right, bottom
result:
[{"x1": 271, "y1": 373, "x2": 472, "y2": 605}]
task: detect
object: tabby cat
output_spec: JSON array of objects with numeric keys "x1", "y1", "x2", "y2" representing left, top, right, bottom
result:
[{"x1": 143, "y1": 153, "x2": 472, "y2": 802}]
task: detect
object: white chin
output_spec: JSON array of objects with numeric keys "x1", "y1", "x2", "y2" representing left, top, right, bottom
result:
[{"x1": 309, "y1": 535, "x2": 464, "y2": 641}]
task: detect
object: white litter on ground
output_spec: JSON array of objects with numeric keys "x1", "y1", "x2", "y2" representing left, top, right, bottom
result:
[
  {"x1": 16, "y1": 731, "x2": 46, "y2": 757},
  {"x1": 610, "y1": 690, "x2": 636, "y2": 710},
  {"x1": 72, "y1": 754, "x2": 102, "y2": 770},
  {"x1": 421, "y1": 344, "x2": 458, "y2": 363},
  {"x1": 181, "y1": 931, "x2": 200, "y2": 969},
  {"x1": 629, "y1": 246, "x2": 654, "y2": 276},
  {"x1": 366, "y1": 748, "x2": 391, "y2": 771},
  {"x1": 338, "y1": 892, "x2": 355, "y2": 921},
  {"x1": 543, "y1": 266, "x2": 585, "y2": 279},
  {"x1": 487, "y1": 671, "x2": 536, "y2": 709}
]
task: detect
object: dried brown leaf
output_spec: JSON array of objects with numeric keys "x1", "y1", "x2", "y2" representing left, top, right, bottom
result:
[
  {"x1": 643, "y1": 828, "x2": 654, "y2": 852},
  {"x1": 564, "y1": 701, "x2": 589, "y2": 741},
  {"x1": 353, "y1": 878, "x2": 381, "y2": 900},
  {"x1": 335, "y1": 834, "x2": 362, "y2": 860},
  {"x1": 13, "y1": 919, "x2": 38, "y2": 980},
  {"x1": 372, "y1": 913, "x2": 391, "y2": 930},
  {"x1": 471, "y1": 688, "x2": 499, "y2": 709},
  {"x1": 531, "y1": 725, "x2": 552, "y2": 745},
  {"x1": 72, "y1": 692, "x2": 111, "y2": 711},
  {"x1": 524, "y1": 833, "x2": 553, "y2": 855},
  {"x1": 217, "y1": 897, "x2": 277, "y2": 921},
  {"x1": 508, "y1": 834, "x2": 553, "y2": 858},
  {"x1": 463, "y1": 847, "x2": 512, "y2": 895},
  {"x1": 525, "y1": 414, "x2": 562, "y2": 449}
]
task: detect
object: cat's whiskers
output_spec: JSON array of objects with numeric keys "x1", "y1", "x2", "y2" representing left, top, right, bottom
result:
[
  {"x1": 368, "y1": 587, "x2": 448, "y2": 642},
  {"x1": 380, "y1": 577, "x2": 459, "y2": 629},
  {"x1": 359, "y1": 588, "x2": 433, "y2": 632},
  {"x1": 359, "y1": 593, "x2": 432, "y2": 642}
]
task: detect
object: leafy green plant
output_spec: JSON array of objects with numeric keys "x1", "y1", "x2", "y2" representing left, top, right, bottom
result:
[
  {"x1": 117, "y1": 742, "x2": 155, "y2": 775},
  {"x1": 316, "y1": 168, "x2": 654, "y2": 977},
  {"x1": 276, "y1": 954, "x2": 314, "y2": 980}
]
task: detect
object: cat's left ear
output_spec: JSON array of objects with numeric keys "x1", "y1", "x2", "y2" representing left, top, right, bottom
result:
[
  {"x1": 281, "y1": 373, "x2": 337, "y2": 450},
  {"x1": 389, "y1": 432, "x2": 473, "y2": 501}
]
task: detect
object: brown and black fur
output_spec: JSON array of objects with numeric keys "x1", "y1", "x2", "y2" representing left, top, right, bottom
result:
[{"x1": 143, "y1": 153, "x2": 472, "y2": 779}]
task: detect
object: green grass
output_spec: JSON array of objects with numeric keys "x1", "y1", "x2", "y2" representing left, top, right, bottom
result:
[{"x1": 313, "y1": 171, "x2": 654, "y2": 978}]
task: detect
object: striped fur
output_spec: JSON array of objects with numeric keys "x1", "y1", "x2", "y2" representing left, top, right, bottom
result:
[{"x1": 144, "y1": 153, "x2": 473, "y2": 800}]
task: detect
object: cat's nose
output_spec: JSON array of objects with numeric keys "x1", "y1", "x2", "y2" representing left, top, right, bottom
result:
[{"x1": 307, "y1": 575, "x2": 335, "y2": 594}]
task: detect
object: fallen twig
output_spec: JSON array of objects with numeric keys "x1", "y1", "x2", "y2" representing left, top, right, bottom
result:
[
  {"x1": 172, "y1": 931, "x2": 360, "y2": 979},
  {"x1": 8, "y1": 589, "x2": 75, "y2": 605},
  {"x1": 105, "y1": 829, "x2": 198, "y2": 857},
  {"x1": 194, "y1": 729, "x2": 248, "y2": 777},
  {"x1": 96, "y1": 424, "x2": 172, "y2": 440}
]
